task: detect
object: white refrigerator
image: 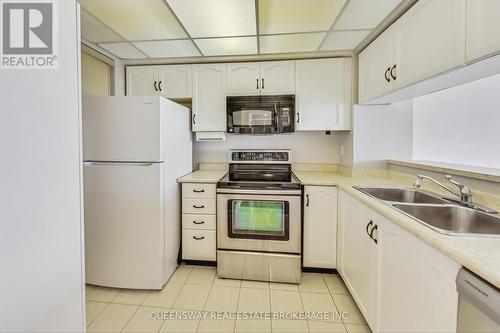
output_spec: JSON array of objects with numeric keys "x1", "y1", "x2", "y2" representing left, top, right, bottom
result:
[{"x1": 83, "y1": 96, "x2": 192, "y2": 290}]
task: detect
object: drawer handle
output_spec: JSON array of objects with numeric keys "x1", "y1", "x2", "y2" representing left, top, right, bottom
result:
[
  {"x1": 193, "y1": 236, "x2": 205, "y2": 240},
  {"x1": 193, "y1": 221, "x2": 205, "y2": 224},
  {"x1": 193, "y1": 189, "x2": 205, "y2": 193},
  {"x1": 193, "y1": 205, "x2": 205, "y2": 209}
]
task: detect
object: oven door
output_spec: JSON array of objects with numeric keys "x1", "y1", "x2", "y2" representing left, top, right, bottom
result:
[{"x1": 217, "y1": 189, "x2": 301, "y2": 254}]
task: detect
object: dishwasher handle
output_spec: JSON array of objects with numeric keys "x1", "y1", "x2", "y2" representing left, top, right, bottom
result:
[{"x1": 457, "y1": 268, "x2": 500, "y2": 325}]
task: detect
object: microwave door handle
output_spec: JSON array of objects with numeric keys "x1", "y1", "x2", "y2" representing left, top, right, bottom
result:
[{"x1": 274, "y1": 103, "x2": 278, "y2": 131}]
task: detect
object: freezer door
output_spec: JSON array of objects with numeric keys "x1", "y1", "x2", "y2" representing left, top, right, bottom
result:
[
  {"x1": 84, "y1": 162, "x2": 166, "y2": 289},
  {"x1": 83, "y1": 96, "x2": 164, "y2": 162}
]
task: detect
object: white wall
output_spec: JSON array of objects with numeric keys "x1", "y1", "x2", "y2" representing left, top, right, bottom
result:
[
  {"x1": 194, "y1": 132, "x2": 342, "y2": 166},
  {"x1": 413, "y1": 73, "x2": 500, "y2": 169},
  {"x1": 0, "y1": 1, "x2": 85, "y2": 332}
]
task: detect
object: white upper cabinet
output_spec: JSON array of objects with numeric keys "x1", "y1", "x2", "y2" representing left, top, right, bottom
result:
[
  {"x1": 227, "y1": 63, "x2": 261, "y2": 96},
  {"x1": 260, "y1": 61, "x2": 295, "y2": 95},
  {"x1": 158, "y1": 65, "x2": 192, "y2": 99},
  {"x1": 126, "y1": 66, "x2": 159, "y2": 96},
  {"x1": 466, "y1": 0, "x2": 500, "y2": 62},
  {"x1": 192, "y1": 64, "x2": 227, "y2": 132},
  {"x1": 303, "y1": 186, "x2": 338, "y2": 269},
  {"x1": 296, "y1": 58, "x2": 352, "y2": 131},
  {"x1": 392, "y1": 0, "x2": 466, "y2": 90}
]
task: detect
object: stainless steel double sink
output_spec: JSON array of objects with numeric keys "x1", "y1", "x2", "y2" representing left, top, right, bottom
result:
[{"x1": 355, "y1": 187, "x2": 500, "y2": 236}]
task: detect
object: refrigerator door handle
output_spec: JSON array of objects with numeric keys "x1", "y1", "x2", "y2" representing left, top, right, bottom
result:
[{"x1": 84, "y1": 161, "x2": 159, "y2": 167}]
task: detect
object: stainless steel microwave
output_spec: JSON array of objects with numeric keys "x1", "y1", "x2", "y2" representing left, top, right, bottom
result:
[{"x1": 226, "y1": 95, "x2": 295, "y2": 134}]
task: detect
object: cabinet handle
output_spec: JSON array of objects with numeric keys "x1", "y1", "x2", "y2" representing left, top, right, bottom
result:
[
  {"x1": 159, "y1": 81, "x2": 163, "y2": 91},
  {"x1": 193, "y1": 221, "x2": 205, "y2": 225},
  {"x1": 390, "y1": 64, "x2": 397, "y2": 80},
  {"x1": 366, "y1": 221, "x2": 374, "y2": 237},
  {"x1": 261, "y1": 78, "x2": 265, "y2": 89},
  {"x1": 193, "y1": 205, "x2": 205, "y2": 209},
  {"x1": 193, "y1": 189, "x2": 205, "y2": 193},
  {"x1": 369, "y1": 224, "x2": 378, "y2": 244},
  {"x1": 384, "y1": 68, "x2": 391, "y2": 82},
  {"x1": 256, "y1": 78, "x2": 259, "y2": 90},
  {"x1": 193, "y1": 236, "x2": 205, "y2": 240},
  {"x1": 297, "y1": 112, "x2": 300, "y2": 124},
  {"x1": 192, "y1": 114, "x2": 196, "y2": 125},
  {"x1": 154, "y1": 81, "x2": 158, "y2": 91},
  {"x1": 306, "y1": 194, "x2": 310, "y2": 207}
]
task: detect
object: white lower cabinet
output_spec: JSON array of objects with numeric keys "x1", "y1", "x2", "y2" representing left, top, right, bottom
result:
[
  {"x1": 182, "y1": 230, "x2": 216, "y2": 261},
  {"x1": 303, "y1": 186, "x2": 338, "y2": 269},
  {"x1": 338, "y1": 190, "x2": 460, "y2": 332}
]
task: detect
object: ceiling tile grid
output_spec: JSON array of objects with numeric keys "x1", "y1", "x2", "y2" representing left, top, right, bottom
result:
[{"x1": 80, "y1": 0, "x2": 404, "y2": 59}]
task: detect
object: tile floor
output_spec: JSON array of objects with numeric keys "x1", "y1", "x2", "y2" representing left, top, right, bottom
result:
[{"x1": 85, "y1": 265, "x2": 371, "y2": 333}]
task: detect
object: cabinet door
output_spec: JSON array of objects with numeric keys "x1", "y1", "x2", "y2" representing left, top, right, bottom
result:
[
  {"x1": 303, "y1": 186, "x2": 338, "y2": 269},
  {"x1": 126, "y1": 66, "x2": 159, "y2": 96},
  {"x1": 296, "y1": 58, "x2": 351, "y2": 131},
  {"x1": 466, "y1": 0, "x2": 500, "y2": 62},
  {"x1": 338, "y1": 192, "x2": 376, "y2": 326},
  {"x1": 393, "y1": 0, "x2": 466, "y2": 90},
  {"x1": 358, "y1": 27, "x2": 394, "y2": 103},
  {"x1": 192, "y1": 64, "x2": 227, "y2": 132},
  {"x1": 260, "y1": 61, "x2": 295, "y2": 95},
  {"x1": 376, "y1": 217, "x2": 459, "y2": 333},
  {"x1": 158, "y1": 65, "x2": 192, "y2": 99},
  {"x1": 227, "y1": 62, "x2": 261, "y2": 96}
]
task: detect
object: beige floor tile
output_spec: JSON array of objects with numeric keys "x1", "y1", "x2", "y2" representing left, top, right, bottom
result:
[
  {"x1": 299, "y1": 273, "x2": 329, "y2": 293},
  {"x1": 270, "y1": 290, "x2": 304, "y2": 313},
  {"x1": 122, "y1": 306, "x2": 166, "y2": 333},
  {"x1": 301, "y1": 292, "x2": 341, "y2": 322},
  {"x1": 159, "y1": 309, "x2": 201, "y2": 333},
  {"x1": 196, "y1": 317, "x2": 235, "y2": 333},
  {"x1": 331, "y1": 294, "x2": 367, "y2": 326},
  {"x1": 204, "y1": 286, "x2": 240, "y2": 313},
  {"x1": 169, "y1": 265, "x2": 194, "y2": 283},
  {"x1": 113, "y1": 289, "x2": 150, "y2": 305},
  {"x1": 240, "y1": 280, "x2": 269, "y2": 289},
  {"x1": 308, "y1": 320, "x2": 347, "y2": 333},
  {"x1": 271, "y1": 319, "x2": 308, "y2": 333},
  {"x1": 142, "y1": 283, "x2": 184, "y2": 309},
  {"x1": 214, "y1": 277, "x2": 242, "y2": 288},
  {"x1": 173, "y1": 284, "x2": 212, "y2": 311},
  {"x1": 186, "y1": 267, "x2": 216, "y2": 285},
  {"x1": 87, "y1": 303, "x2": 138, "y2": 333},
  {"x1": 237, "y1": 288, "x2": 270, "y2": 313},
  {"x1": 234, "y1": 319, "x2": 271, "y2": 333},
  {"x1": 323, "y1": 274, "x2": 349, "y2": 295},
  {"x1": 86, "y1": 301, "x2": 108, "y2": 327},
  {"x1": 270, "y1": 282, "x2": 299, "y2": 292},
  {"x1": 86, "y1": 286, "x2": 121, "y2": 303},
  {"x1": 344, "y1": 323, "x2": 372, "y2": 333},
  {"x1": 86, "y1": 284, "x2": 97, "y2": 296}
]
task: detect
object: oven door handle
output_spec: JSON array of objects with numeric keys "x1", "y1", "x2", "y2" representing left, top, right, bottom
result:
[{"x1": 217, "y1": 188, "x2": 302, "y2": 196}]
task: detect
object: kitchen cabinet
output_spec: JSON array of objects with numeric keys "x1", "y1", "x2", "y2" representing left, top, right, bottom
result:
[
  {"x1": 296, "y1": 58, "x2": 352, "y2": 131},
  {"x1": 466, "y1": 0, "x2": 500, "y2": 62},
  {"x1": 126, "y1": 65, "x2": 192, "y2": 99},
  {"x1": 376, "y1": 215, "x2": 459, "y2": 333},
  {"x1": 226, "y1": 61, "x2": 295, "y2": 96},
  {"x1": 192, "y1": 64, "x2": 227, "y2": 132},
  {"x1": 337, "y1": 191, "x2": 378, "y2": 327},
  {"x1": 303, "y1": 186, "x2": 338, "y2": 269}
]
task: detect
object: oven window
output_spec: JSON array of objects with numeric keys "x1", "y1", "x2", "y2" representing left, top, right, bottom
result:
[{"x1": 228, "y1": 200, "x2": 289, "y2": 241}]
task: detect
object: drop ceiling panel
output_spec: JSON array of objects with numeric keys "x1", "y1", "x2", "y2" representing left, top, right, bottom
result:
[
  {"x1": 195, "y1": 37, "x2": 258, "y2": 56},
  {"x1": 98, "y1": 42, "x2": 146, "y2": 59},
  {"x1": 167, "y1": 0, "x2": 256, "y2": 38},
  {"x1": 333, "y1": 0, "x2": 403, "y2": 30},
  {"x1": 259, "y1": 0, "x2": 346, "y2": 34},
  {"x1": 134, "y1": 40, "x2": 201, "y2": 58},
  {"x1": 321, "y1": 30, "x2": 370, "y2": 50},
  {"x1": 260, "y1": 33, "x2": 326, "y2": 54},
  {"x1": 81, "y1": 10, "x2": 124, "y2": 43},
  {"x1": 79, "y1": 0, "x2": 187, "y2": 40}
]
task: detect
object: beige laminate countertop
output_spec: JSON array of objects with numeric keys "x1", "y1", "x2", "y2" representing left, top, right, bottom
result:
[
  {"x1": 177, "y1": 170, "x2": 227, "y2": 184},
  {"x1": 294, "y1": 170, "x2": 500, "y2": 289}
]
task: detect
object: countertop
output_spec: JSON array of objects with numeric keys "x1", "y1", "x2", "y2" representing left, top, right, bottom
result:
[
  {"x1": 177, "y1": 169, "x2": 227, "y2": 183},
  {"x1": 293, "y1": 169, "x2": 500, "y2": 289}
]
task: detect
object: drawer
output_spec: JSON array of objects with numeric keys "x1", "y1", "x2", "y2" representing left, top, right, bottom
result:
[
  {"x1": 182, "y1": 230, "x2": 216, "y2": 261},
  {"x1": 182, "y1": 183, "x2": 216, "y2": 199},
  {"x1": 182, "y1": 198, "x2": 216, "y2": 214},
  {"x1": 182, "y1": 214, "x2": 216, "y2": 230}
]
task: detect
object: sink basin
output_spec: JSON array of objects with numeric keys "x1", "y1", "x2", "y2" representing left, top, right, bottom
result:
[
  {"x1": 356, "y1": 187, "x2": 449, "y2": 204},
  {"x1": 393, "y1": 204, "x2": 500, "y2": 235}
]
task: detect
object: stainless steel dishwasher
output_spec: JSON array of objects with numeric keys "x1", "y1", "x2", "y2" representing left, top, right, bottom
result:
[{"x1": 456, "y1": 268, "x2": 500, "y2": 333}]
